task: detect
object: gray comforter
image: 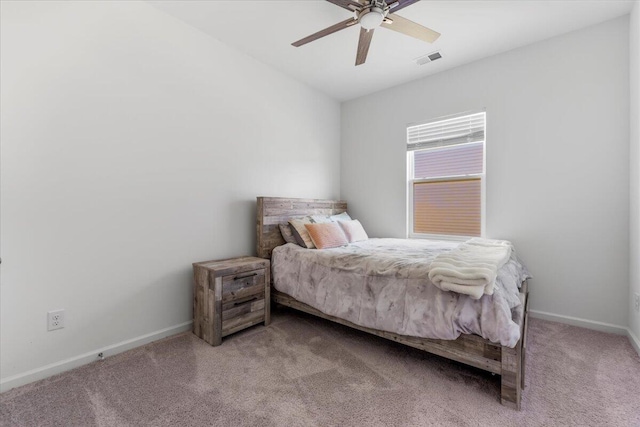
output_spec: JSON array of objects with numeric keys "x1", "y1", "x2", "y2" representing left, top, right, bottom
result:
[{"x1": 272, "y1": 238, "x2": 530, "y2": 347}]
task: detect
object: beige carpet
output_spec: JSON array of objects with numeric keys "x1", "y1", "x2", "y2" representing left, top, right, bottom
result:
[{"x1": 1, "y1": 309, "x2": 639, "y2": 426}]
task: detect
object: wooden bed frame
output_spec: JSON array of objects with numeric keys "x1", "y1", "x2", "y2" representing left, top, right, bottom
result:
[{"x1": 256, "y1": 196, "x2": 529, "y2": 410}]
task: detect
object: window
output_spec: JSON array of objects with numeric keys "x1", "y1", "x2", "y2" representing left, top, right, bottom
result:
[{"x1": 407, "y1": 112, "x2": 485, "y2": 239}]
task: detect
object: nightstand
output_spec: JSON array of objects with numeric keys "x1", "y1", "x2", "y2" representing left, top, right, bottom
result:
[{"x1": 192, "y1": 256, "x2": 270, "y2": 346}]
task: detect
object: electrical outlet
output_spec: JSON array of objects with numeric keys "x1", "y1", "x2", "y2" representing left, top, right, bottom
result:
[
  {"x1": 47, "y1": 310, "x2": 65, "y2": 331},
  {"x1": 635, "y1": 293, "x2": 640, "y2": 313}
]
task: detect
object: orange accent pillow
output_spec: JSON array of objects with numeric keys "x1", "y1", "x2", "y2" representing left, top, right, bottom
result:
[
  {"x1": 338, "y1": 219, "x2": 369, "y2": 243},
  {"x1": 304, "y1": 222, "x2": 348, "y2": 249}
]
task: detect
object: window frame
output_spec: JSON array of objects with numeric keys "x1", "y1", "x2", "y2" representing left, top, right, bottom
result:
[{"x1": 406, "y1": 113, "x2": 486, "y2": 241}]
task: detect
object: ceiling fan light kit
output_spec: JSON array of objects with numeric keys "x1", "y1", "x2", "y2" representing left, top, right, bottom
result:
[
  {"x1": 292, "y1": 0, "x2": 441, "y2": 66},
  {"x1": 359, "y1": 7, "x2": 386, "y2": 30}
]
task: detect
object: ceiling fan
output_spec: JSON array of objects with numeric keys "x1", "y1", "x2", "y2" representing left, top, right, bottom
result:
[{"x1": 292, "y1": 0, "x2": 440, "y2": 66}]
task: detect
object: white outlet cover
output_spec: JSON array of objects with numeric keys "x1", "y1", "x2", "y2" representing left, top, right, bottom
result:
[{"x1": 47, "y1": 309, "x2": 65, "y2": 331}]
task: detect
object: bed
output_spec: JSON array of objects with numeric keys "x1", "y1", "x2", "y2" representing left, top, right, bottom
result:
[{"x1": 256, "y1": 196, "x2": 530, "y2": 409}]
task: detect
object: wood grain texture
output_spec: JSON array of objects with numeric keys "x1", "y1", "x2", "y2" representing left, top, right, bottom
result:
[
  {"x1": 292, "y1": 17, "x2": 357, "y2": 47},
  {"x1": 356, "y1": 28, "x2": 374, "y2": 66},
  {"x1": 264, "y1": 263, "x2": 272, "y2": 326},
  {"x1": 501, "y1": 281, "x2": 528, "y2": 409},
  {"x1": 256, "y1": 197, "x2": 347, "y2": 259},
  {"x1": 501, "y1": 344, "x2": 522, "y2": 409},
  {"x1": 256, "y1": 197, "x2": 528, "y2": 409},
  {"x1": 192, "y1": 257, "x2": 270, "y2": 346},
  {"x1": 387, "y1": 0, "x2": 421, "y2": 13},
  {"x1": 274, "y1": 288, "x2": 529, "y2": 408},
  {"x1": 222, "y1": 299, "x2": 265, "y2": 321},
  {"x1": 273, "y1": 290, "x2": 502, "y2": 374},
  {"x1": 211, "y1": 276, "x2": 223, "y2": 346},
  {"x1": 381, "y1": 13, "x2": 440, "y2": 43},
  {"x1": 325, "y1": 0, "x2": 363, "y2": 11},
  {"x1": 222, "y1": 270, "x2": 264, "y2": 297},
  {"x1": 521, "y1": 281, "x2": 530, "y2": 390},
  {"x1": 192, "y1": 265, "x2": 209, "y2": 340}
]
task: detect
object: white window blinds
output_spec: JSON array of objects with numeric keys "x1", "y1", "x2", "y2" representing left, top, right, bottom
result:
[
  {"x1": 407, "y1": 112, "x2": 485, "y2": 152},
  {"x1": 407, "y1": 112, "x2": 485, "y2": 238}
]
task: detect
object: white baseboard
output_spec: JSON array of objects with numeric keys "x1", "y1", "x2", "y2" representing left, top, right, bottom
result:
[
  {"x1": 0, "y1": 321, "x2": 193, "y2": 393},
  {"x1": 3, "y1": 313, "x2": 637, "y2": 393},
  {"x1": 529, "y1": 310, "x2": 640, "y2": 357},
  {"x1": 628, "y1": 328, "x2": 640, "y2": 357},
  {"x1": 529, "y1": 309, "x2": 628, "y2": 335}
]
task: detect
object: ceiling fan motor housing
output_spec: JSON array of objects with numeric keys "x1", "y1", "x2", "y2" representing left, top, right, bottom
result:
[
  {"x1": 358, "y1": 0, "x2": 389, "y2": 30},
  {"x1": 292, "y1": 0, "x2": 440, "y2": 66}
]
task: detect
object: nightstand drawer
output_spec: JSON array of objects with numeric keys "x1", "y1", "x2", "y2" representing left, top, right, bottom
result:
[
  {"x1": 221, "y1": 298, "x2": 265, "y2": 337},
  {"x1": 192, "y1": 257, "x2": 270, "y2": 346},
  {"x1": 222, "y1": 296, "x2": 265, "y2": 321},
  {"x1": 222, "y1": 269, "x2": 265, "y2": 302}
]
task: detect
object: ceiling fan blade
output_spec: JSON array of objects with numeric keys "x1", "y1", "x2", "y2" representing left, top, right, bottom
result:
[
  {"x1": 355, "y1": 28, "x2": 374, "y2": 66},
  {"x1": 292, "y1": 18, "x2": 358, "y2": 47},
  {"x1": 387, "y1": 0, "x2": 421, "y2": 13},
  {"x1": 326, "y1": 0, "x2": 363, "y2": 12},
  {"x1": 381, "y1": 13, "x2": 440, "y2": 43}
]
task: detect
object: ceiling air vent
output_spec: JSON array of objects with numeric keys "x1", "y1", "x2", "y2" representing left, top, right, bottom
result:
[{"x1": 415, "y1": 51, "x2": 443, "y2": 66}]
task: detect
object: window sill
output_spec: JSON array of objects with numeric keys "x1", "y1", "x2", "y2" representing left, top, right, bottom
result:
[{"x1": 408, "y1": 233, "x2": 478, "y2": 242}]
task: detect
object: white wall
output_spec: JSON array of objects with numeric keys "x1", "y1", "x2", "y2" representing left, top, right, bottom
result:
[
  {"x1": 630, "y1": 1, "x2": 640, "y2": 342},
  {"x1": 342, "y1": 17, "x2": 630, "y2": 328},
  {"x1": 0, "y1": 0, "x2": 340, "y2": 388}
]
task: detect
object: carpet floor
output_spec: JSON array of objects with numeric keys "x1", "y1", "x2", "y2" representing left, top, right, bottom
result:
[{"x1": 1, "y1": 309, "x2": 639, "y2": 426}]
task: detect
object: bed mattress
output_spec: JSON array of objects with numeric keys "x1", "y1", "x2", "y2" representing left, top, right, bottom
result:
[{"x1": 272, "y1": 238, "x2": 530, "y2": 347}]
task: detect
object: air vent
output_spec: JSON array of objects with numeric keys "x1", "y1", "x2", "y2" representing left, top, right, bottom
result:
[{"x1": 415, "y1": 51, "x2": 443, "y2": 66}]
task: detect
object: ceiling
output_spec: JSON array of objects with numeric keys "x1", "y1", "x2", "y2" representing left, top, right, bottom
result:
[{"x1": 148, "y1": 1, "x2": 634, "y2": 101}]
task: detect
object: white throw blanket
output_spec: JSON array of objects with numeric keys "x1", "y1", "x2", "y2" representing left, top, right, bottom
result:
[{"x1": 428, "y1": 238, "x2": 513, "y2": 299}]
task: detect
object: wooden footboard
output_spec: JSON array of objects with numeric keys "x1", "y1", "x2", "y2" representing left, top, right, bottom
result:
[
  {"x1": 256, "y1": 197, "x2": 529, "y2": 410},
  {"x1": 501, "y1": 280, "x2": 528, "y2": 409},
  {"x1": 272, "y1": 281, "x2": 529, "y2": 410}
]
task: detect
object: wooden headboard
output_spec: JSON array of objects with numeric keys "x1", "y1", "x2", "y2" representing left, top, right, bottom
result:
[{"x1": 256, "y1": 197, "x2": 347, "y2": 259}]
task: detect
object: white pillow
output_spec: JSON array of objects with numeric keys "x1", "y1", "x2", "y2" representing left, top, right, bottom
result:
[
  {"x1": 310, "y1": 215, "x2": 332, "y2": 224},
  {"x1": 338, "y1": 219, "x2": 368, "y2": 243},
  {"x1": 330, "y1": 212, "x2": 352, "y2": 222}
]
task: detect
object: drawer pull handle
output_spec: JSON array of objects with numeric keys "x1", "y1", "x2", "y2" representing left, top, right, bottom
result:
[
  {"x1": 233, "y1": 296, "x2": 258, "y2": 307},
  {"x1": 234, "y1": 272, "x2": 258, "y2": 281}
]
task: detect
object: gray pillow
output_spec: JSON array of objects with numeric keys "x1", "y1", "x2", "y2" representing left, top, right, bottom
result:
[
  {"x1": 289, "y1": 216, "x2": 319, "y2": 248},
  {"x1": 279, "y1": 223, "x2": 299, "y2": 245}
]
